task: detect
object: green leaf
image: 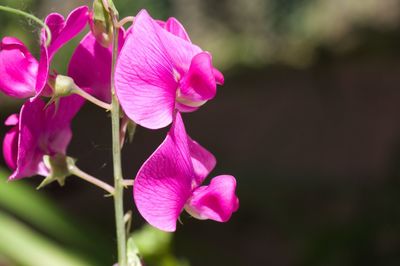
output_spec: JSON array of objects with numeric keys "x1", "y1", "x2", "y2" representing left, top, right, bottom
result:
[
  {"x1": 0, "y1": 210, "x2": 92, "y2": 266},
  {"x1": 131, "y1": 224, "x2": 172, "y2": 258}
]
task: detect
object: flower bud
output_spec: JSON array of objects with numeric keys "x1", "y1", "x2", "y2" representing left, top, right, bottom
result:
[
  {"x1": 91, "y1": 0, "x2": 114, "y2": 47},
  {"x1": 49, "y1": 75, "x2": 75, "y2": 98}
]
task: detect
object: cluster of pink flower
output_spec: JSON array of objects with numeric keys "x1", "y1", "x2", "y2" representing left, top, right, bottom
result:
[{"x1": 0, "y1": 6, "x2": 238, "y2": 232}]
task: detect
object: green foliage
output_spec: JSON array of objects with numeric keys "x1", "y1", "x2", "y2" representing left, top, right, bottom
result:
[
  {"x1": 0, "y1": 169, "x2": 94, "y2": 265},
  {"x1": 129, "y1": 225, "x2": 189, "y2": 266}
]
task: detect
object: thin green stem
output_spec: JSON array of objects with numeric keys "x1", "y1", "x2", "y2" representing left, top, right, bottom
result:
[
  {"x1": 72, "y1": 85, "x2": 112, "y2": 110},
  {"x1": 110, "y1": 8, "x2": 127, "y2": 266},
  {"x1": 116, "y1": 16, "x2": 134, "y2": 28},
  {"x1": 0, "y1": 5, "x2": 51, "y2": 46},
  {"x1": 122, "y1": 179, "x2": 134, "y2": 187},
  {"x1": 68, "y1": 165, "x2": 115, "y2": 195}
]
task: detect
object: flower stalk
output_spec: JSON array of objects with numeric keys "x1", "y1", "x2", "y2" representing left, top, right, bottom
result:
[
  {"x1": 72, "y1": 85, "x2": 112, "y2": 110},
  {"x1": 69, "y1": 165, "x2": 115, "y2": 195},
  {"x1": 109, "y1": 7, "x2": 128, "y2": 266}
]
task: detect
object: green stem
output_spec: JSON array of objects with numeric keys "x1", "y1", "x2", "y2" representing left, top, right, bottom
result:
[
  {"x1": 69, "y1": 165, "x2": 115, "y2": 195},
  {"x1": 0, "y1": 5, "x2": 51, "y2": 46},
  {"x1": 72, "y1": 85, "x2": 112, "y2": 110},
  {"x1": 110, "y1": 10, "x2": 127, "y2": 266}
]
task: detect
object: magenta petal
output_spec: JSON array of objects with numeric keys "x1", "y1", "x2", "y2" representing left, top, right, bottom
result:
[
  {"x1": 68, "y1": 29, "x2": 125, "y2": 103},
  {"x1": 134, "y1": 113, "x2": 193, "y2": 231},
  {"x1": 115, "y1": 10, "x2": 178, "y2": 129},
  {"x1": 3, "y1": 120, "x2": 18, "y2": 170},
  {"x1": 35, "y1": 34, "x2": 50, "y2": 97},
  {"x1": 188, "y1": 137, "x2": 216, "y2": 186},
  {"x1": 185, "y1": 175, "x2": 239, "y2": 222},
  {"x1": 45, "y1": 6, "x2": 89, "y2": 59},
  {"x1": 213, "y1": 68, "x2": 224, "y2": 85},
  {"x1": 10, "y1": 98, "x2": 48, "y2": 179},
  {"x1": 9, "y1": 95, "x2": 83, "y2": 180},
  {"x1": 4, "y1": 114, "x2": 19, "y2": 126},
  {"x1": 164, "y1": 17, "x2": 191, "y2": 42},
  {"x1": 0, "y1": 37, "x2": 38, "y2": 98},
  {"x1": 44, "y1": 95, "x2": 84, "y2": 155},
  {"x1": 179, "y1": 52, "x2": 217, "y2": 102}
]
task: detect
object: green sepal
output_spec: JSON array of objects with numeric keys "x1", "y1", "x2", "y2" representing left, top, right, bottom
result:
[
  {"x1": 37, "y1": 154, "x2": 76, "y2": 189},
  {"x1": 45, "y1": 75, "x2": 76, "y2": 111}
]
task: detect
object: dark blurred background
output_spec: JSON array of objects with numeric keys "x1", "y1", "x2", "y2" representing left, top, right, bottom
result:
[{"x1": 2, "y1": 0, "x2": 400, "y2": 265}]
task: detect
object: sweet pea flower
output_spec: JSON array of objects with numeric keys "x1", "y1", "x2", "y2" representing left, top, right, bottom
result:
[
  {"x1": 0, "y1": 6, "x2": 88, "y2": 98},
  {"x1": 134, "y1": 112, "x2": 238, "y2": 231},
  {"x1": 115, "y1": 10, "x2": 224, "y2": 129},
  {"x1": 2, "y1": 95, "x2": 83, "y2": 180},
  {"x1": 68, "y1": 26, "x2": 125, "y2": 103}
]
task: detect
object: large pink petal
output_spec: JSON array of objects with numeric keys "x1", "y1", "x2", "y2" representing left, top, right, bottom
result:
[
  {"x1": 115, "y1": 10, "x2": 178, "y2": 129},
  {"x1": 157, "y1": 19, "x2": 201, "y2": 75},
  {"x1": 44, "y1": 94, "x2": 84, "y2": 155},
  {"x1": 8, "y1": 95, "x2": 82, "y2": 180},
  {"x1": 0, "y1": 37, "x2": 38, "y2": 98},
  {"x1": 68, "y1": 29, "x2": 125, "y2": 103},
  {"x1": 134, "y1": 113, "x2": 194, "y2": 231},
  {"x1": 188, "y1": 137, "x2": 216, "y2": 186},
  {"x1": 185, "y1": 175, "x2": 239, "y2": 222},
  {"x1": 179, "y1": 52, "x2": 217, "y2": 103},
  {"x1": 10, "y1": 98, "x2": 48, "y2": 180},
  {"x1": 45, "y1": 6, "x2": 89, "y2": 59}
]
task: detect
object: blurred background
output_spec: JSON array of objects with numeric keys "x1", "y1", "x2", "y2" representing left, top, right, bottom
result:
[{"x1": 1, "y1": 0, "x2": 400, "y2": 265}]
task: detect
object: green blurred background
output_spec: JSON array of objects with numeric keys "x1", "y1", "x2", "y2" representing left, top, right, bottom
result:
[{"x1": 2, "y1": 0, "x2": 400, "y2": 265}]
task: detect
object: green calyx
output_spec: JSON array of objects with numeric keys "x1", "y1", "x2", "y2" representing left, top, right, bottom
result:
[{"x1": 37, "y1": 154, "x2": 76, "y2": 189}]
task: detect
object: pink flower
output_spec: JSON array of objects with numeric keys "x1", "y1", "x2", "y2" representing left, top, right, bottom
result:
[
  {"x1": 0, "y1": 6, "x2": 88, "y2": 98},
  {"x1": 68, "y1": 27, "x2": 125, "y2": 103},
  {"x1": 2, "y1": 95, "x2": 83, "y2": 180},
  {"x1": 115, "y1": 10, "x2": 224, "y2": 129},
  {"x1": 134, "y1": 112, "x2": 238, "y2": 231}
]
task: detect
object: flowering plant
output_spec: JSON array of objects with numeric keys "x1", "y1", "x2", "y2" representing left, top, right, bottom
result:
[{"x1": 0, "y1": 1, "x2": 238, "y2": 265}]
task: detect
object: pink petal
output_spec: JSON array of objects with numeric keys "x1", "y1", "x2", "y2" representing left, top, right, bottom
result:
[
  {"x1": 3, "y1": 113, "x2": 20, "y2": 170},
  {"x1": 35, "y1": 34, "x2": 50, "y2": 97},
  {"x1": 115, "y1": 10, "x2": 178, "y2": 129},
  {"x1": 3, "y1": 121, "x2": 18, "y2": 170},
  {"x1": 10, "y1": 98, "x2": 48, "y2": 180},
  {"x1": 9, "y1": 95, "x2": 83, "y2": 180},
  {"x1": 45, "y1": 6, "x2": 89, "y2": 59},
  {"x1": 188, "y1": 137, "x2": 216, "y2": 186},
  {"x1": 0, "y1": 37, "x2": 38, "y2": 98},
  {"x1": 213, "y1": 68, "x2": 224, "y2": 85},
  {"x1": 134, "y1": 113, "x2": 193, "y2": 231},
  {"x1": 164, "y1": 17, "x2": 191, "y2": 42},
  {"x1": 44, "y1": 94, "x2": 84, "y2": 155},
  {"x1": 4, "y1": 114, "x2": 19, "y2": 126},
  {"x1": 179, "y1": 52, "x2": 217, "y2": 103},
  {"x1": 185, "y1": 175, "x2": 239, "y2": 222},
  {"x1": 68, "y1": 29, "x2": 125, "y2": 103},
  {"x1": 115, "y1": 10, "x2": 201, "y2": 129}
]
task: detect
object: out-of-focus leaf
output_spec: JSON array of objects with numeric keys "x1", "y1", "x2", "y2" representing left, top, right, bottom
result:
[
  {"x1": 0, "y1": 169, "x2": 83, "y2": 245},
  {"x1": 127, "y1": 237, "x2": 142, "y2": 266},
  {"x1": 0, "y1": 210, "x2": 92, "y2": 266},
  {"x1": 129, "y1": 225, "x2": 190, "y2": 266},
  {"x1": 131, "y1": 224, "x2": 172, "y2": 257}
]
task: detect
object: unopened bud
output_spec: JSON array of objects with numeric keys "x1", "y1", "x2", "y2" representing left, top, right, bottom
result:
[
  {"x1": 91, "y1": 0, "x2": 114, "y2": 47},
  {"x1": 49, "y1": 75, "x2": 75, "y2": 98}
]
